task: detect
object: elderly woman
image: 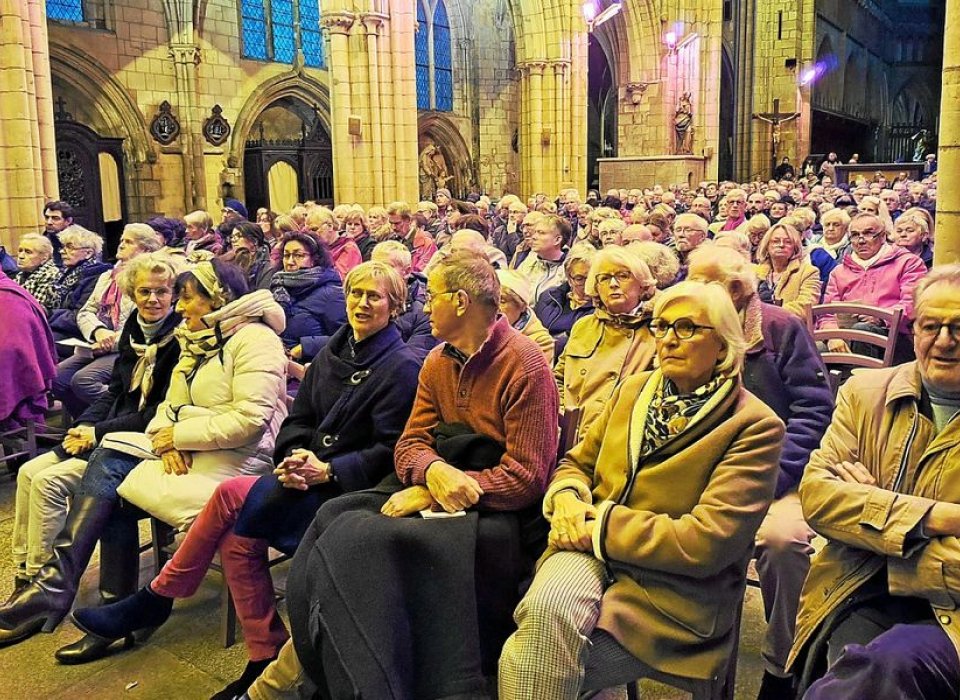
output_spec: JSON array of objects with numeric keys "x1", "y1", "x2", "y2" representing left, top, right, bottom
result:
[
  {"x1": 48, "y1": 226, "x2": 111, "y2": 343},
  {"x1": 497, "y1": 269, "x2": 555, "y2": 364},
  {"x1": 227, "y1": 221, "x2": 275, "y2": 290},
  {"x1": 306, "y1": 207, "x2": 361, "y2": 279},
  {"x1": 534, "y1": 243, "x2": 596, "y2": 354},
  {"x1": 755, "y1": 222, "x2": 821, "y2": 317},
  {"x1": 53, "y1": 224, "x2": 162, "y2": 416},
  {"x1": 12, "y1": 253, "x2": 182, "y2": 589},
  {"x1": 270, "y1": 231, "x2": 346, "y2": 363},
  {"x1": 597, "y1": 218, "x2": 626, "y2": 248},
  {"x1": 499, "y1": 280, "x2": 785, "y2": 699},
  {"x1": 554, "y1": 246, "x2": 658, "y2": 439},
  {"x1": 15, "y1": 233, "x2": 60, "y2": 313},
  {"x1": 627, "y1": 240, "x2": 680, "y2": 289},
  {"x1": 809, "y1": 207, "x2": 851, "y2": 291},
  {"x1": 894, "y1": 207, "x2": 934, "y2": 269},
  {"x1": 183, "y1": 210, "x2": 223, "y2": 257},
  {"x1": 0, "y1": 260, "x2": 287, "y2": 648},
  {"x1": 63, "y1": 262, "x2": 422, "y2": 700}
]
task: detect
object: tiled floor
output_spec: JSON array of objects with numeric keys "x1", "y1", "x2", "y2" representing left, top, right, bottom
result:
[{"x1": 0, "y1": 461, "x2": 770, "y2": 699}]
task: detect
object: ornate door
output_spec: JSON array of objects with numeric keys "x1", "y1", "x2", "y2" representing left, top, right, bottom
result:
[{"x1": 54, "y1": 121, "x2": 104, "y2": 233}]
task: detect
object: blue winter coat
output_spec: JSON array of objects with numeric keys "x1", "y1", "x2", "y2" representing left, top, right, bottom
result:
[
  {"x1": 271, "y1": 267, "x2": 348, "y2": 361},
  {"x1": 48, "y1": 260, "x2": 113, "y2": 339},
  {"x1": 394, "y1": 296, "x2": 438, "y2": 362},
  {"x1": 534, "y1": 283, "x2": 595, "y2": 356}
]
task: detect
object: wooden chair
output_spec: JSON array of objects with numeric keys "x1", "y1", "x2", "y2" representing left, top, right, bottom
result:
[
  {"x1": 805, "y1": 302, "x2": 904, "y2": 371},
  {"x1": 0, "y1": 420, "x2": 38, "y2": 475}
]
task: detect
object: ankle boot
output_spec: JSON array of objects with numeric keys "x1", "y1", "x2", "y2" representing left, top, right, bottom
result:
[
  {"x1": 209, "y1": 657, "x2": 278, "y2": 700},
  {"x1": 97, "y1": 504, "x2": 142, "y2": 605},
  {"x1": 0, "y1": 495, "x2": 117, "y2": 646},
  {"x1": 66, "y1": 585, "x2": 173, "y2": 662}
]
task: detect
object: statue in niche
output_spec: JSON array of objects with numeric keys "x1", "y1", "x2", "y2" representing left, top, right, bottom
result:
[
  {"x1": 674, "y1": 92, "x2": 694, "y2": 155},
  {"x1": 419, "y1": 142, "x2": 453, "y2": 199}
]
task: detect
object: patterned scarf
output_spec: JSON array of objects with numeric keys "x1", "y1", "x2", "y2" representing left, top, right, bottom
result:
[
  {"x1": 128, "y1": 318, "x2": 178, "y2": 409},
  {"x1": 96, "y1": 265, "x2": 124, "y2": 330},
  {"x1": 270, "y1": 266, "x2": 334, "y2": 311},
  {"x1": 642, "y1": 375, "x2": 726, "y2": 457}
]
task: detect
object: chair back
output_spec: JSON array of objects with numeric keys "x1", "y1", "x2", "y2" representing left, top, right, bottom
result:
[
  {"x1": 557, "y1": 407, "x2": 582, "y2": 463},
  {"x1": 805, "y1": 302, "x2": 904, "y2": 371}
]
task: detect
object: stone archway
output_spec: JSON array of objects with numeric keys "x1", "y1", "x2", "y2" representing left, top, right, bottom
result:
[{"x1": 417, "y1": 114, "x2": 475, "y2": 199}]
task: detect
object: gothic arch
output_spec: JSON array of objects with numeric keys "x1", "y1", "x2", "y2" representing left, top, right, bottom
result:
[
  {"x1": 229, "y1": 70, "x2": 332, "y2": 168},
  {"x1": 418, "y1": 113, "x2": 475, "y2": 197},
  {"x1": 47, "y1": 42, "x2": 154, "y2": 165}
]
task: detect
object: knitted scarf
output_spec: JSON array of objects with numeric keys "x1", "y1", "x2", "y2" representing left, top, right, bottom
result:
[
  {"x1": 96, "y1": 265, "x2": 125, "y2": 330},
  {"x1": 642, "y1": 374, "x2": 729, "y2": 457},
  {"x1": 270, "y1": 266, "x2": 333, "y2": 310}
]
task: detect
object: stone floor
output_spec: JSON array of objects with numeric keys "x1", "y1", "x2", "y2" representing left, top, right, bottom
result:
[{"x1": 0, "y1": 460, "x2": 770, "y2": 700}]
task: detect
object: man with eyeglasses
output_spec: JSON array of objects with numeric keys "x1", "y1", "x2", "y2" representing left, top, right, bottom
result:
[
  {"x1": 720, "y1": 188, "x2": 748, "y2": 232},
  {"x1": 788, "y1": 265, "x2": 960, "y2": 699},
  {"x1": 820, "y1": 212, "x2": 927, "y2": 361},
  {"x1": 672, "y1": 213, "x2": 709, "y2": 282}
]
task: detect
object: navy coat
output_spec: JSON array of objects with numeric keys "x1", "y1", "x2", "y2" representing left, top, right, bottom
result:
[
  {"x1": 272, "y1": 267, "x2": 348, "y2": 360},
  {"x1": 534, "y1": 282, "x2": 595, "y2": 356},
  {"x1": 48, "y1": 260, "x2": 113, "y2": 339},
  {"x1": 742, "y1": 303, "x2": 834, "y2": 497}
]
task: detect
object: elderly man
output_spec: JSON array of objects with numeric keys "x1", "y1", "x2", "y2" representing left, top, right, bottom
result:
[
  {"x1": 266, "y1": 250, "x2": 559, "y2": 700},
  {"x1": 43, "y1": 200, "x2": 74, "y2": 268},
  {"x1": 516, "y1": 214, "x2": 570, "y2": 303},
  {"x1": 722, "y1": 188, "x2": 748, "y2": 231},
  {"x1": 673, "y1": 213, "x2": 709, "y2": 282},
  {"x1": 880, "y1": 189, "x2": 902, "y2": 221},
  {"x1": 688, "y1": 246, "x2": 834, "y2": 699},
  {"x1": 788, "y1": 265, "x2": 960, "y2": 699},
  {"x1": 821, "y1": 212, "x2": 927, "y2": 361},
  {"x1": 15, "y1": 234, "x2": 61, "y2": 314},
  {"x1": 689, "y1": 196, "x2": 714, "y2": 222}
]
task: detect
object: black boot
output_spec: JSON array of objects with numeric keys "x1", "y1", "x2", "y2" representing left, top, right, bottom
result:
[
  {"x1": 0, "y1": 495, "x2": 116, "y2": 646},
  {"x1": 209, "y1": 657, "x2": 278, "y2": 700},
  {"x1": 756, "y1": 670, "x2": 796, "y2": 700},
  {"x1": 97, "y1": 503, "x2": 142, "y2": 605},
  {"x1": 58, "y1": 585, "x2": 173, "y2": 664}
]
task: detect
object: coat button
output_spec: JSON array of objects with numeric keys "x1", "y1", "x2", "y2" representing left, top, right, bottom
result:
[
  {"x1": 580, "y1": 369, "x2": 587, "y2": 375},
  {"x1": 939, "y1": 614, "x2": 951, "y2": 625},
  {"x1": 459, "y1": 390, "x2": 467, "y2": 397}
]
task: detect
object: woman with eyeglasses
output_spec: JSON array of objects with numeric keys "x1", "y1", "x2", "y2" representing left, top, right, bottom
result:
[
  {"x1": 754, "y1": 222, "x2": 821, "y2": 318},
  {"x1": 48, "y1": 226, "x2": 111, "y2": 345},
  {"x1": 270, "y1": 231, "x2": 347, "y2": 362},
  {"x1": 554, "y1": 246, "x2": 658, "y2": 439},
  {"x1": 534, "y1": 243, "x2": 597, "y2": 356},
  {"x1": 499, "y1": 280, "x2": 784, "y2": 699}
]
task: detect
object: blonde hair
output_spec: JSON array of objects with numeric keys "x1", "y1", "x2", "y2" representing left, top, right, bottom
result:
[
  {"x1": 626, "y1": 241, "x2": 681, "y2": 289},
  {"x1": 122, "y1": 252, "x2": 182, "y2": 299},
  {"x1": 756, "y1": 223, "x2": 804, "y2": 265},
  {"x1": 343, "y1": 261, "x2": 407, "y2": 317},
  {"x1": 585, "y1": 245, "x2": 656, "y2": 302},
  {"x1": 653, "y1": 280, "x2": 747, "y2": 378},
  {"x1": 184, "y1": 210, "x2": 213, "y2": 231}
]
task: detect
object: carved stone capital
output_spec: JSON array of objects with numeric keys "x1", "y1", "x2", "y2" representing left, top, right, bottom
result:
[
  {"x1": 624, "y1": 81, "x2": 658, "y2": 104},
  {"x1": 359, "y1": 12, "x2": 387, "y2": 35},
  {"x1": 518, "y1": 61, "x2": 548, "y2": 76},
  {"x1": 321, "y1": 12, "x2": 355, "y2": 35},
  {"x1": 548, "y1": 60, "x2": 571, "y2": 74},
  {"x1": 169, "y1": 43, "x2": 201, "y2": 65}
]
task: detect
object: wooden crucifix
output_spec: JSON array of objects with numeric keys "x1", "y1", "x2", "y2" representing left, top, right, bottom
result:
[{"x1": 753, "y1": 99, "x2": 800, "y2": 178}]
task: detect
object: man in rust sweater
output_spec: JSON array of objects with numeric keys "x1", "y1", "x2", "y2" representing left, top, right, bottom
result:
[{"x1": 384, "y1": 248, "x2": 560, "y2": 516}]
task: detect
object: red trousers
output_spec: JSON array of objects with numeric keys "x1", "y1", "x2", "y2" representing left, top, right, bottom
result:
[{"x1": 152, "y1": 475, "x2": 289, "y2": 660}]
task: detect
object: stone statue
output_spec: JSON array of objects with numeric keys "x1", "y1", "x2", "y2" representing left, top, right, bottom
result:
[
  {"x1": 419, "y1": 143, "x2": 453, "y2": 199},
  {"x1": 674, "y1": 92, "x2": 694, "y2": 155},
  {"x1": 911, "y1": 129, "x2": 934, "y2": 162}
]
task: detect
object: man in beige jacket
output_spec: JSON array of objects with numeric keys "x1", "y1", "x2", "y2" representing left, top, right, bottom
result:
[{"x1": 788, "y1": 264, "x2": 960, "y2": 699}]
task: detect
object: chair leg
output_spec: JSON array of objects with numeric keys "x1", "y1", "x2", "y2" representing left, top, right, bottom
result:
[
  {"x1": 221, "y1": 581, "x2": 237, "y2": 648},
  {"x1": 150, "y1": 518, "x2": 175, "y2": 575}
]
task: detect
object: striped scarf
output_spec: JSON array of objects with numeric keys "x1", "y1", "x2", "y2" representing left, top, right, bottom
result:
[{"x1": 642, "y1": 375, "x2": 726, "y2": 456}]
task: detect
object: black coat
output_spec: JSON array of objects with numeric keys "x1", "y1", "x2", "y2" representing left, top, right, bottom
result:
[
  {"x1": 77, "y1": 311, "x2": 182, "y2": 443},
  {"x1": 234, "y1": 322, "x2": 421, "y2": 552}
]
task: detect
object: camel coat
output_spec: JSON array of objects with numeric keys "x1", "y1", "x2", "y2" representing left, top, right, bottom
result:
[
  {"x1": 788, "y1": 362, "x2": 960, "y2": 673},
  {"x1": 756, "y1": 257, "x2": 821, "y2": 318},
  {"x1": 543, "y1": 369, "x2": 784, "y2": 679}
]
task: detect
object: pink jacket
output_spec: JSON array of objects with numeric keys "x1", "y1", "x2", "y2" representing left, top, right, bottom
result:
[
  {"x1": 328, "y1": 236, "x2": 362, "y2": 281},
  {"x1": 820, "y1": 245, "x2": 927, "y2": 334}
]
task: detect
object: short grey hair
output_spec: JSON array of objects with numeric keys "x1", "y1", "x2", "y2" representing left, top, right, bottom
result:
[
  {"x1": 59, "y1": 225, "x2": 104, "y2": 257},
  {"x1": 431, "y1": 249, "x2": 500, "y2": 311},
  {"x1": 820, "y1": 208, "x2": 851, "y2": 228},
  {"x1": 687, "y1": 243, "x2": 759, "y2": 296},
  {"x1": 653, "y1": 280, "x2": 747, "y2": 378},
  {"x1": 914, "y1": 264, "x2": 960, "y2": 315},
  {"x1": 123, "y1": 223, "x2": 163, "y2": 252},
  {"x1": 121, "y1": 252, "x2": 182, "y2": 299},
  {"x1": 18, "y1": 233, "x2": 54, "y2": 258},
  {"x1": 585, "y1": 245, "x2": 656, "y2": 301},
  {"x1": 674, "y1": 212, "x2": 708, "y2": 233},
  {"x1": 597, "y1": 218, "x2": 626, "y2": 235},
  {"x1": 371, "y1": 240, "x2": 412, "y2": 272},
  {"x1": 626, "y1": 241, "x2": 680, "y2": 289}
]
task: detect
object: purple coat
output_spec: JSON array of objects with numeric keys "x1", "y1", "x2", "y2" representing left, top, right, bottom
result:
[{"x1": 743, "y1": 303, "x2": 834, "y2": 497}]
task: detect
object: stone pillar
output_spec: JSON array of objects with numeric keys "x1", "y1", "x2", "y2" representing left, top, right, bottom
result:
[
  {"x1": 935, "y1": 0, "x2": 959, "y2": 265},
  {"x1": 385, "y1": 2, "x2": 419, "y2": 205},
  {"x1": 361, "y1": 14, "x2": 386, "y2": 206},
  {"x1": 0, "y1": 0, "x2": 58, "y2": 250},
  {"x1": 321, "y1": 13, "x2": 356, "y2": 204},
  {"x1": 169, "y1": 43, "x2": 204, "y2": 212}
]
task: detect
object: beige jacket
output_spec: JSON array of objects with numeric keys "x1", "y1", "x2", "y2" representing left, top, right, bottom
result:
[
  {"x1": 755, "y1": 257, "x2": 821, "y2": 318},
  {"x1": 788, "y1": 362, "x2": 960, "y2": 671},
  {"x1": 554, "y1": 311, "x2": 656, "y2": 439},
  {"x1": 544, "y1": 370, "x2": 784, "y2": 679}
]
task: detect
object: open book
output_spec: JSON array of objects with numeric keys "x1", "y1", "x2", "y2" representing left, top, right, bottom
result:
[
  {"x1": 56, "y1": 337, "x2": 95, "y2": 359},
  {"x1": 99, "y1": 432, "x2": 158, "y2": 461}
]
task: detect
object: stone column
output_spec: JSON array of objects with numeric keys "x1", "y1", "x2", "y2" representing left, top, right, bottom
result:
[
  {"x1": 361, "y1": 13, "x2": 386, "y2": 206},
  {"x1": 0, "y1": 0, "x2": 58, "y2": 250},
  {"x1": 935, "y1": 0, "x2": 959, "y2": 264},
  {"x1": 321, "y1": 13, "x2": 356, "y2": 204},
  {"x1": 169, "y1": 43, "x2": 204, "y2": 212},
  {"x1": 525, "y1": 61, "x2": 546, "y2": 194}
]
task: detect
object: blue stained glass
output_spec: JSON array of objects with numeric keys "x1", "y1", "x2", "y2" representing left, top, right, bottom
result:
[
  {"x1": 415, "y1": 1, "x2": 430, "y2": 110},
  {"x1": 272, "y1": 0, "x2": 296, "y2": 64},
  {"x1": 240, "y1": 0, "x2": 269, "y2": 60},
  {"x1": 46, "y1": 0, "x2": 84, "y2": 22},
  {"x1": 433, "y1": 1, "x2": 453, "y2": 111},
  {"x1": 298, "y1": 0, "x2": 325, "y2": 68}
]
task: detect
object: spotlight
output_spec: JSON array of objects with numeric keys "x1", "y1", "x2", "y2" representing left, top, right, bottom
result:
[
  {"x1": 664, "y1": 31, "x2": 678, "y2": 50},
  {"x1": 583, "y1": 1, "x2": 622, "y2": 31}
]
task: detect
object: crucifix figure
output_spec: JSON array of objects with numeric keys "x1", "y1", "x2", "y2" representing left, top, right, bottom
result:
[{"x1": 753, "y1": 99, "x2": 800, "y2": 178}]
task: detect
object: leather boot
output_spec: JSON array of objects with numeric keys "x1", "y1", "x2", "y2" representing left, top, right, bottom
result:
[
  {"x1": 0, "y1": 495, "x2": 116, "y2": 646},
  {"x1": 97, "y1": 503, "x2": 142, "y2": 605}
]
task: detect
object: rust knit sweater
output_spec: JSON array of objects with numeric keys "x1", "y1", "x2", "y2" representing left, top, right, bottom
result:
[{"x1": 395, "y1": 316, "x2": 560, "y2": 511}]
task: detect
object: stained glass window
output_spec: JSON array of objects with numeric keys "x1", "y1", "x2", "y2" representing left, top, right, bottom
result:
[
  {"x1": 298, "y1": 0, "x2": 325, "y2": 68},
  {"x1": 271, "y1": 0, "x2": 296, "y2": 64},
  {"x1": 46, "y1": 0, "x2": 84, "y2": 22},
  {"x1": 415, "y1": 0, "x2": 431, "y2": 110},
  {"x1": 240, "y1": 0, "x2": 269, "y2": 61},
  {"x1": 433, "y1": 0, "x2": 453, "y2": 111}
]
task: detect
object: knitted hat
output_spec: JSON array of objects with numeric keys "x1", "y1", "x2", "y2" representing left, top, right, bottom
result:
[
  {"x1": 497, "y1": 269, "x2": 533, "y2": 307},
  {"x1": 224, "y1": 198, "x2": 248, "y2": 219}
]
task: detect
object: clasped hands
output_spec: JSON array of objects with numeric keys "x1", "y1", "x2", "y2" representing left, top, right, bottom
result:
[
  {"x1": 381, "y1": 460, "x2": 484, "y2": 518},
  {"x1": 62, "y1": 425, "x2": 96, "y2": 455},
  {"x1": 151, "y1": 427, "x2": 192, "y2": 476},
  {"x1": 275, "y1": 448, "x2": 332, "y2": 490},
  {"x1": 549, "y1": 491, "x2": 596, "y2": 552},
  {"x1": 91, "y1": 329, "x2": 119, "y2": 355}
]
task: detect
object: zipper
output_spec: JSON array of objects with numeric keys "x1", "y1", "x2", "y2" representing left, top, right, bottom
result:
[{"x1": 892, "y1": 405, "x2": 919, "y2": 493}]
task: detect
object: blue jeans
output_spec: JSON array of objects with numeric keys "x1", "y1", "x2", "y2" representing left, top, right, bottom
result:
[
  {"x1": 76, "y1": 447, "x2": 141, "y2": 500},
  {"x1": 53, "y1": 352, "x2": 117, "y2": 417}
]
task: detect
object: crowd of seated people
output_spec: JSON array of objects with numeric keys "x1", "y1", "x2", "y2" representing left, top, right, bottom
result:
[{"x1": 0, "y1": 161, "x2": 953, "y2": 700}]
